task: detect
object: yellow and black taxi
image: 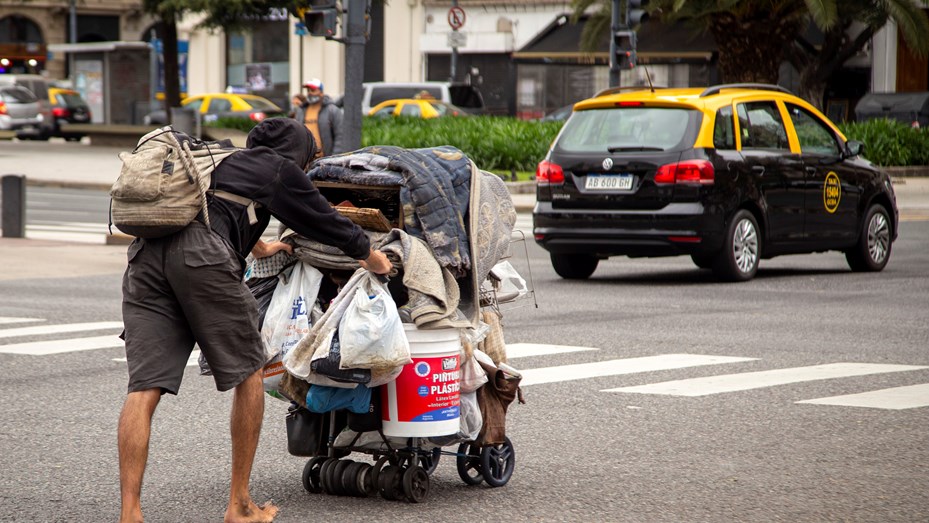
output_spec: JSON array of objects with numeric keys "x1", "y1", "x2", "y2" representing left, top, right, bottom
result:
[{"x1": 533, "y1": 84, "x2": 898, "y2": 281}]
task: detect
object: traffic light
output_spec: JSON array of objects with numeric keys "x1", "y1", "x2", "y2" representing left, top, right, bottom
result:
[
  {"x1": 302, "y1": 0, "x2": 339, "y2": 38},
  {"x1": 613, "y1": 30, "x2": 637, "y2": 70},
  {"x1": 627, "y1": 0, "x2": 649, "y2": 26}
]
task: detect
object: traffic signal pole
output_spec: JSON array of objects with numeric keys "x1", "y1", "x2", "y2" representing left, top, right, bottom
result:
[
  {"x1": 339, "y1": 0, "x2": 368, "y2": 152},
  {"x1": 609, "y1": 0, "x2": 622, "y2": 87}
]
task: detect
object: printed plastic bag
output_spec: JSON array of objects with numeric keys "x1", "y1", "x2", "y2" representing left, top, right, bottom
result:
[
  {"x1": 261, "y1": 262, "x2": 323, "y2": 363},
  {"x1": 337, "y1": 273, "x2": 411, "y2": 370}
]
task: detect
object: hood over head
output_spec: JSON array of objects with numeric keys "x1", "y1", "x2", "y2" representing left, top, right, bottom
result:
[{"x1": 246, "y1": 118, "x2": 317, "y2": 168}]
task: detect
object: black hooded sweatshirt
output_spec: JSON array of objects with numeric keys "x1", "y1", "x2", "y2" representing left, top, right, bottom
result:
[{"x1": 205, "y1": 118, "x2": 369, "y2": 264}]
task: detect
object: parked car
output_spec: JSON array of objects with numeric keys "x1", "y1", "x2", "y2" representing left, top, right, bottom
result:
[
  {"x1": 47, "y1": 87, "x2": 91, "y2": 141},
  {"x1": 144, "y1": 93, "x2": 285, "y2": 125},
  {"x1": 358, "y1": 81, "x2": 484, "y2": 114},
  {"x1": 368, "y1": 98, "x2": 471, "y2": 119},
  {"x1": 533, "y1": 83, "x2": 898, "y2": 282},
  {"x1": 0, "y1": 85, "x2": 43, "y2": 137},
  {"x1": 0, "y1": 73, "x2": 54, "y2": 139},
  {"x1": 540, "y1": 104, "x2": 574, "y2": 122}
]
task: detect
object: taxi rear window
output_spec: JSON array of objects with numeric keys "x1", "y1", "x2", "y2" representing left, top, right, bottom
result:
[{"x1": 555, "y1": 107, "x2": 699, "y2": 153}]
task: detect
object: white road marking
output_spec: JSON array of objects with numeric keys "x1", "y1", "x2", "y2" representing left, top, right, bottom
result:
[
  {"x1": 606, "y1": 363, "x2": 929, "y2": 397},
  {"x1": 520, "y1": 354, "x2": 756, "y2": 386},
  {"x1": 505, "y1": 343, "x2": 598, "y2": 359},
  {"x1": 0, "y1": 321, "x2": 123, "y2": 339},
  {"x1": 0, "y1": 317, "x2": 45, "y2": 325},
  {"x1": 797, "y1": 383, "x2": 929, "y2": 410},
  {"x1": 0, "y1": 335, "x2": 123, "y2": 355}
]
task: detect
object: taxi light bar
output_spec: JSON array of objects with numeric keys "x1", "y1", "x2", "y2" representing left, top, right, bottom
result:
[
  {"x1": 654, "y1": 159, "x2": 715, "y2": 185},
  {"x1": 536, "y1": 160, "x2": 565, "y2": 185}
]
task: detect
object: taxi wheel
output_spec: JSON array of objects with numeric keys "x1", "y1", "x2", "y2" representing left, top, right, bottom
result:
[
  {"x1": 713, "y1": 210, "x2": 760, "y2": 282},
  {"x1": 845, "y1": 204, "x2": 892, "y2": 272},
  {"x1": 551, "y1": 253, "x2": 598, "y2": 280}
]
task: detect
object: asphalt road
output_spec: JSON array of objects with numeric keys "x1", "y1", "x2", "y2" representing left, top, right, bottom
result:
[{"x1": 0, "y1": 215, "x2": 926, "y2": 522}]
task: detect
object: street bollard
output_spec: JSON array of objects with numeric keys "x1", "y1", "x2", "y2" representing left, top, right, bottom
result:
[{"x1": 1, "y1": 174, "x2": 26, "y2": 238}]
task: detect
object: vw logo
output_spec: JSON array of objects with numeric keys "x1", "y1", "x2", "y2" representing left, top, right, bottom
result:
[{"x1": 602, "y1": 158, "x2": 613, "y2": 170}]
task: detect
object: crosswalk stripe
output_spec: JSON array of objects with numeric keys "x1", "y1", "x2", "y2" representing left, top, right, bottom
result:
[
  {"x1": 505, "y1": 343, "x2": 598, "y2": 359},
  {"x1": 520, "y1": 354, "x2": 756, "y2": 386},
  {"x1": 797, "y1": 383, "x2": 929, "y2": 410},
  {"x1": 0, "y1": 321, "x2": 123, "y2": 340},
  {"x1": 0, "y1": 335, "x2": 123, "y2": 355},
  {"x1": 0, "y1": 317, "x2": 45, "y2": 325},
  {"x1": 605, "y1": 363, "x2": 929, "y2": 397}
]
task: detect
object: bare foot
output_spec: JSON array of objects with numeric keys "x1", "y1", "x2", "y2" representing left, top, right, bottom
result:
[{"x1": 224, "y1": 500, "x2": 279, "y2": 523}]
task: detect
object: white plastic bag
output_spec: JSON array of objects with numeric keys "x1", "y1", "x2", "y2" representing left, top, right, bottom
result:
[
  {"x1": 261, "y1": 262, "x2": 323, "y2": 363},
  {"x1": 337, "y1": 273, "x2": 412, "y2": 370}
]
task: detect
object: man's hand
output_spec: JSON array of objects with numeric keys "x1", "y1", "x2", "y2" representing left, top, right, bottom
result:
[
  {"x1": 358, "y1": 249, "x2": 391, "y2": 275},
  {"x1": 251, "y1": 240, "x2": 293, "y2": 259}
]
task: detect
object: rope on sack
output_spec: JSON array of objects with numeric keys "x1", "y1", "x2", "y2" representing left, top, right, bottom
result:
[{"x1": 168, "y1": 131, "x2": 212, "y2": 229}]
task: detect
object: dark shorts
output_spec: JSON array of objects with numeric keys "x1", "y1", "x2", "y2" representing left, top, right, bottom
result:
[{"x1": 121, "y1": 222, "x2": 264, "y2": 394}]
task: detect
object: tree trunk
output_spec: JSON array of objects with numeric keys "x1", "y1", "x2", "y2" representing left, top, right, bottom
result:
[
  {"x1": 160, "y1": 16, "x2": 181, "y2": 124},
  {"x1": 709, "y1": 13, "x2": 804, "y2": 84}
]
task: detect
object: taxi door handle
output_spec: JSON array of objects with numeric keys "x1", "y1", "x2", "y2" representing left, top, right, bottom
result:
[
  {"x1": 805, "y1": 166, "x2": 817, "y2": 175},
  {"x1": 751, "y1": 165, "x2": 765, "y2": 176}
]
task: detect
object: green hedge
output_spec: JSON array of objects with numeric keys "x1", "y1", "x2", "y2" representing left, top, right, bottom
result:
[
  {"x1": 838, "y1": 118, "x2": 929, "y2": 167},
  {"x1": 207, "y1": 115, "x2": 563, "y2": 172}
]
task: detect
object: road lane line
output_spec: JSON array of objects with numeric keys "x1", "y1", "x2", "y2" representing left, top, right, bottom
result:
[
  {"x1": 519, "y1": 354, "x2": 756, "y2": 386},
  {"x1": 0, "y1": 317, "x2": 45, "y2": 325},
  {"x1": 505, "y1": 343, "x2": 598, "y2": 359},
  {"x1": 797, "y1": 383, "x2": 929, "y2": 410},
  {"x1": 0, "y1": 321, "x2": 123, "y2": 339},
  {"x1": 605, "y1": 363, "x2": 929, "y2": 396},
  {"x1": 0, "y1": 335, "x2": 123, "y2": 355}
]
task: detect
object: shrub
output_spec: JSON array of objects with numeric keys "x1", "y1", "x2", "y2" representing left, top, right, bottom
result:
[{"x1": 838, "y1": 118, "x2": 929, "y2": 167}]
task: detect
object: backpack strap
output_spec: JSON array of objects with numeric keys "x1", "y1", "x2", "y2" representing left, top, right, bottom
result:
[{"x1": 210, "y1": 190, "x2": 261, "y2": 225}]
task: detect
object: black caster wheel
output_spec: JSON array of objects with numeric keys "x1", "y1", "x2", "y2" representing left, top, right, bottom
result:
[
  {"x1": 456, "y1": 442, "x2": 484, "y2": 485},
  {"x1": 301, "y1": 456, "x2": 327, "y2": 494},
  {"x1": 319, "y1": 458, "x2": 337, "y2": 494},
  {"x1": 355, "y1": 462, "x2": 376, "y2": 497},
  {"x1": 342, "y1": 461, "x2": 366, "y2": 497},
  {"x1": 480, "y1": 437, "x2": 515, "y2": 487},
  {"x1": 330, "y1": 459, "x2": 353, "y2": 496},
  {"x1": 369, "y1": 456, "x2": 390, "y2": 494},
  {"x1": 418, "y1": 447, "x2": 441, "y2": 475},
  {"x1": 402, "y1": 465, "x2": 430, "y2": 503},
  {"x1": 378, "y1": 465, "x2": 404, "y2": 501}
]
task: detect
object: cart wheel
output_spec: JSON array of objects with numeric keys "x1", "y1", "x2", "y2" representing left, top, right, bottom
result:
[
  {"x1": 340, "y1": 461, "x2": 364, "y2": 496},
  {"x1": 402, "y1": 465, "x2": 430, "y2": 503},
  {"x1": 378, "y1": 465, "x2": 403, "y2": 501},
  {"x1": 480, "y1": 437, "x2": 515, "y2": 487},
  {"x1": 356, "y1": 462, "x2": 376, "y2": 497},
  {"x1": 330, "y1": 459, "x2": 353, "y2": 496},
  {"x1": 456, "y1": 442, "x2": 484, "y2": 485},
  {"x1": 319, "y1": 458, "x2": 336, "y2": 494},
  {"x1": 301, "y1": 456, "x2": 327, "y2": 494},
  {"x1": 369, "y1": 456, "x2": 390, "y2": 494},
  {"x1": 418, "y1": 447, "x2": 441, "y2": 475}
]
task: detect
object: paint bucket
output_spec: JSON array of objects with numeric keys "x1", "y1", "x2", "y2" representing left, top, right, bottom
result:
[{"x1": 381, "y1": 325, "x2": 461, "y2": 437}]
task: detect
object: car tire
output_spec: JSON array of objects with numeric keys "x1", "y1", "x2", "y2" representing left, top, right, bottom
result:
[
  {"x1": 713, "y1": 209, "x2": 760, "y2": 282},
  {"x1": 551, "y1": 253, "x2": 598, "y2": 280},
  {"x1": 845, "y1": 204, "x2": 892, "y2": 272},
  {"x1": 690, "y1": 253, "x2": 714, "y2": 270}
]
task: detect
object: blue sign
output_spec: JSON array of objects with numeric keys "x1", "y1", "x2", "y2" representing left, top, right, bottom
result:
[{"x1": 152, "y1": 38, "x2": 189, "y2": 96}]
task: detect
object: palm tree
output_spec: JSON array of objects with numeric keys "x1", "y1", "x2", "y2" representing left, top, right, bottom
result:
[{"x1": 572, "y1": 0, "x2": 929, "y2": 108}]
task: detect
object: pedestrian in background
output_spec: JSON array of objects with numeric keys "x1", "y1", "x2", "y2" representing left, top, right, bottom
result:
[
  {"x1": 116, "y1": 118, "x2": 391, "y2": 523},
  {"x1": 288, "y1": 93, "x2": 308, "y2": 119},
  {"x1": 294, "y1": 78, "x2": 343, "y2": 157}
]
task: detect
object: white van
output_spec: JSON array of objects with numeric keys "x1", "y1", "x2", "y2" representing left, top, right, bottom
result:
[
  {"x1": 0, "y1": 74, "x2": 55, "y2": 138},
  {"x1": 359, "y1": 81, "x2": 484, "y2": 114}
]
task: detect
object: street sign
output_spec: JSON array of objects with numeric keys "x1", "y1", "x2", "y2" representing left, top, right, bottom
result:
[
  {"x1": 447, "y1": 6, "x2": 466, "y2": 30},
  {"x1": 447, "y1": 31, "x2": 467, "y2": 48}
]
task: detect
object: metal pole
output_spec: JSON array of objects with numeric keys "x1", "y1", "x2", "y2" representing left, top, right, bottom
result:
[
  {"x1": 69, "y1": 0, "x2": 77, "y2": 81},
  {"x1": 338, "y1": 0, "x2": 368, "y2": 152},
  {"x1": 450, "y1": 0, "x2": 459, "y2": 82},
  {"x1": 609, "y1": 0, "x2": 621, "y2": 87},
  {"x1": 1, "y1": 175, "x2": 26, "y2": 238}
]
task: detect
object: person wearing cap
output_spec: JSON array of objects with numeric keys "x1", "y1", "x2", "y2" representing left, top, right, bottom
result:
[
  {"x1": 116, "y1": 118, "x2": 390, "y2": 523},
  {"x1": 294, "y1": 78, "x2": 343, "y2": 157}
]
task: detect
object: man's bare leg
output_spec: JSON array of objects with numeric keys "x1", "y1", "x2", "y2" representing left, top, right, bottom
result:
[
  {"x1": 224, "y1": 370, "x2": 278, "y2": 523},
  {"x1": 118, "y1": 389, "x2": 162, "y2": 523}
]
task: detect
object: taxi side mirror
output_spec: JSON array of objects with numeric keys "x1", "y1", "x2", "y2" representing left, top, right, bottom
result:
[{"x1": 845, "y1": 140, "x2": 864, "y2": 158}]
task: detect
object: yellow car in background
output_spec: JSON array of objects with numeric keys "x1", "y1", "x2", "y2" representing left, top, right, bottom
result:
[
  {"x1": 368, "y1": 98, "x2": 471, "y2": 119},
  {"x1": 47, "y1": 87, "x2": 92, "y2": 141},
  {"x1": 144, "y1": 93, "x2": 285, "y2": 125}
]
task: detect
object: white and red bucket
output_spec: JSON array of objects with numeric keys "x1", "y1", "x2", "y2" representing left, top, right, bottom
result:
[{"x1": 381, "y1": 325, "x2": 461, "y2": 437}]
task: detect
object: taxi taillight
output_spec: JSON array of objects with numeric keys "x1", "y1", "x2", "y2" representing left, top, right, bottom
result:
[
  {"x1": 0, "y1": 101, "x2": 6, "y2": 115},
  {"x1": 654, "y1": 160, "x2": 715, "y2": 185},
  {"x1": 536, "y1": 160, "x2": 564, "y2": 185},
  {"x1": 249, "y1": 112, "x2": 267, "y2": 122}
]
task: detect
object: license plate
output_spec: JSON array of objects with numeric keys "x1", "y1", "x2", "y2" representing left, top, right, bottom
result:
[
  {"x1": 74, "y1": 114, "x2": 89, "y2": 121},
  {"x1": 585, "y1": 174, "x2": 633, "y2": 190}
]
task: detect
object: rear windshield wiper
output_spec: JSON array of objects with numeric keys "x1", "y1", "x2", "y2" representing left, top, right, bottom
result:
[{"x1": 607, "y1": 146, "x2": 665, "y2": 152}]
